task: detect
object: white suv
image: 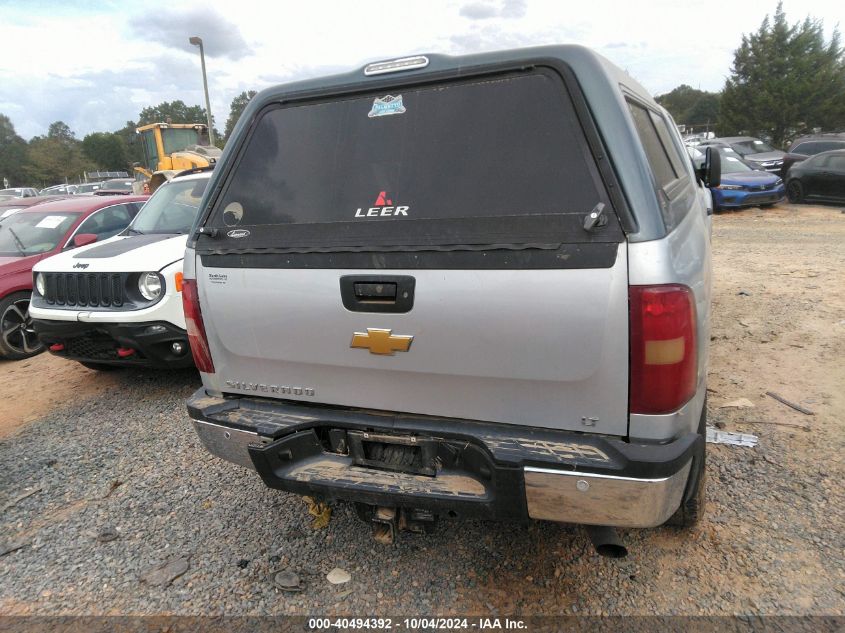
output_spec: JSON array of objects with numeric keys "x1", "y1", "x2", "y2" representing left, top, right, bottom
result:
[{"x1": 29, "y1": 170, "x2": 211, "y2": 370}]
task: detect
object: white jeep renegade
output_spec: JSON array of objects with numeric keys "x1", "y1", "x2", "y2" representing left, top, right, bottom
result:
[{"x1": 29, "y1": 170, "x2": 211, "y2": 370}]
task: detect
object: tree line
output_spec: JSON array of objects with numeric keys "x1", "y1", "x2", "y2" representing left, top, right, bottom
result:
[
  {"x1": 0, "y1": 91, "x2": 256, "y2": 188},
  {"x1": 657, "y1": 4, "x2": 844, "y2": 147},
  {"x1": 3, "y1": 4, "x2": 844, "y2": 188}
]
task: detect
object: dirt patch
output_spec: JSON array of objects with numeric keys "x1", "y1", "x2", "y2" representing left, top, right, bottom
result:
[
  {"x1": 706, "y1": 204, "x2": 845, "y2": 428},
  {"x1": 0, "y1": 353, "x2": 120, "y2": 438}
]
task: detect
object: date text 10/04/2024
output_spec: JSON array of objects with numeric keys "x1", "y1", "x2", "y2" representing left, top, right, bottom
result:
[{"x1": 307, "y1": 618, "x2": 528, "y2": 630}]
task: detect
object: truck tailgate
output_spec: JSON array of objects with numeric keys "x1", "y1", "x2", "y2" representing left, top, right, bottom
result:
[{"x1": 198, "y1": 248, "x2": 628, "y2": 434}]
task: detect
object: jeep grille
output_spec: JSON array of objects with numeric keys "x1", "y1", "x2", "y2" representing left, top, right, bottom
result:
[{"x1": 43, "y1": 272, "x2": 126, "y2": 308}]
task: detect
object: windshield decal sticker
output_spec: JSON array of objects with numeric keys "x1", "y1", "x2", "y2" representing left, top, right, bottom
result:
[
  {"x1": 227, "y1": 229, "x2": 250, "y2": 239},
  {"x1": 368, "y1": 95, "x2": 406, "y2": 118},
  {"x1": 35, "y1": 215, "x2": 67, "y2": 229},
  {"x1": 223, "y1": 201, "x2": 244, "y2": 226},
  {"x1": 355, "y1": 191, "x2": 409, "y2": 218}
]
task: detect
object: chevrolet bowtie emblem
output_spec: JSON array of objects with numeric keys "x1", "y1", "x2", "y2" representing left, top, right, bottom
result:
[{"x1": 350, "y1": 328, "x2": 413, "y2": 355}]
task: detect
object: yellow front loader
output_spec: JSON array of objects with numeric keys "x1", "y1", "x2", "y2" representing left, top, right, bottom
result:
[{"x1": 135, "y1": 123, "x2": 221, "y2": 192}]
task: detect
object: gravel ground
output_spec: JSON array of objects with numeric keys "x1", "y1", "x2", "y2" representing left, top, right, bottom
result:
[{"x1": 1, "y1": 204, "x2": 843, "y2": 617}]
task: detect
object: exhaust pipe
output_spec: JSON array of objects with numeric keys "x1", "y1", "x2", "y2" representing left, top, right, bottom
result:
[{"x1": 585, "y1": 525, "x2": 628, "y2": 558}]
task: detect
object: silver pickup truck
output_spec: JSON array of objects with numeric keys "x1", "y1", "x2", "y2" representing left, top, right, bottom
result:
[{"x1": 183, "y1": 45, "x2": 720, "y2": 554}]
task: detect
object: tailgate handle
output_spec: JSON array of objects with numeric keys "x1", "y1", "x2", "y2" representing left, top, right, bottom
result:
[
  {"x1": 341, "y1": 275, "x2": 415, "y2": 313},
  {"x1": 354, "y1": 282, "x2": 397, "y2": 301}
]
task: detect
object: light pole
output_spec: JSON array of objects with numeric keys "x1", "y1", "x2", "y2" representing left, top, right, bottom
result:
[{"x1": 189, "y1": 36, "x2": 215, "y2": 146}]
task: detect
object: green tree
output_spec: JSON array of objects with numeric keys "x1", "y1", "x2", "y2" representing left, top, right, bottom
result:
[
  {"x1": 81, "y1": 132, "x2": 129, "y2": 171},
  {"x1": 25, "y1": 121, "x2": 93, "y2": 186},
  {"x1": 720, "y1": 2, "x2": 845, "y2": 147},
  {"x1": 656, "y1": 85, "x2": 721, "y2": 130},
  {"x1": 137, "y1": 100, "x2": 207, "y2": 126},
  {"x1": 224, "y1": 90, "x2": 257, "y2": 142},
  {"x1": 685, "y1": 94, "x2": 721, "y2": 127},
  {"x1": 47, "y1": 120, "x2": 76, "y2": 145},
  {"x1": 114, "y1": 120, "x2": 145, "y2": 168},
  {"x1": 0, "y1": 114, "x2": 29, "y2": 187}
]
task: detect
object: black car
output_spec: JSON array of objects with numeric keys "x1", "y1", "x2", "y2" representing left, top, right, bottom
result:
[
  {"x1": 785, "y1": 149, "x2": 845, "y2": 204},
  {"x1": 780, "y1": 134, "x2": 845, "y2": 179}
]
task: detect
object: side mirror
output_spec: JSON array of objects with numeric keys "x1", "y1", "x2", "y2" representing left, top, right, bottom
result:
[
  {"x1": 701, "y1": 146, "x2": 721, "y2": 188},
  {"x1": 73, "y1": 233, "x2": 98, "y2": 248}
]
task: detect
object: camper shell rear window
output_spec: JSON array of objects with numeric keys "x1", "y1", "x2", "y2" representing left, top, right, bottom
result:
[{"x1": 202, "y1": 69, "x2": 623, "y2": 254}]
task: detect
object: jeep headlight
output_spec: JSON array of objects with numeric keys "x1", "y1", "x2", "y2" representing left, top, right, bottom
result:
[
  {"x1": 35, "y1": 273, "x2": 46, "y2": 296},
  {"x1": 138, "y1": 272, "x2": 163, "y2": 301}
]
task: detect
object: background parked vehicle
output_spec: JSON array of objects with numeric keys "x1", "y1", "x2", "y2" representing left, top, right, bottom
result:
[
  {"x1": 97, "y1": 179, "x2": 136, "y2": 192},
  {"x1": 0, "y1": 195, "x2": 71, "y2": 221},
  {"x1": 0, "y1": 187, "x2": 39, "y2": 199},
  {"x1": 74, "y1": 183, "x2": 104, "y2": 195},
  {"x1": 686, "y1": 145, "x2": 706, "y2": 169},
  {"x1": 30, "y1": 169, "x2": 210, "y2": 371},
  {"x1": 39, "y1": 184, "x2": 79, "y2": 196},
  {"x1": 0, "y1": 195, "x2": 147, "y2": 360},
  {"x1": 780, "y1": 133, "x2": 845, "y2": 179},
  {"x1": 708, "y1": 148, "x2": 784, "y2": 210},
  {"x1": 698, "y1": 137, "x2": 786, "y2": 174},
  {"x1": 785, "y1": 149, "x2": 845, "y2": 205}
]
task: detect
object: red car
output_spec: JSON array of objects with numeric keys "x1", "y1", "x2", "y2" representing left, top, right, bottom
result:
[{"x1": 0, "y1": 195, "x2": 148, "y2": 360}]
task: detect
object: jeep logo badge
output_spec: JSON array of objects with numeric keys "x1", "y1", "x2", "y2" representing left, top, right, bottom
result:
[
  {"x1": 73, "y1": 262, "x2": 89, "y2": 269},
  {"x1": 227, "y1": 229, "x2": 250, "y2": 239}
]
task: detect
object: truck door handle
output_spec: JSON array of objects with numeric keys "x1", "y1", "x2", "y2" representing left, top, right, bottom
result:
[
  {"x1": 354, "y1": 282, "x2": 397, "y2": 301},
  {"x1": 340, "y1": 275, "x2": 415, "y2": 313}
]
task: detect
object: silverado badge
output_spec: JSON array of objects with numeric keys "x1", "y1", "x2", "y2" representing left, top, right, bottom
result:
[{"x1": 350, "y1": 328, "x2": 413, "y2": 355}]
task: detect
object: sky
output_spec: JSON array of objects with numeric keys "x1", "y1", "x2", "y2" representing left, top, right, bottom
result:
[{"x1": 0, "y1": 0, "x2": 842, "y2": 140}]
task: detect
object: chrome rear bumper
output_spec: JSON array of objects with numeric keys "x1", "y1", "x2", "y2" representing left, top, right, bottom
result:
[
  {"x1": 188, "y1": 389, "x2": 701, "y2": 528},
  {"x1": 524, "y1": 461, "x2": 691, "y2": 528},
  {"x1": 192, "y1": 419, "x2": 262, "y2": 469}
]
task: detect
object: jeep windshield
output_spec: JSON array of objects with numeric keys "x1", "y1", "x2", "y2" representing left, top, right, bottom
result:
[
  {"x1": 0, "y1": 211, "x2": 77, "y2": 256},
  {"x1": 127, "y1": 177, "x2": 209, "y2": 235},
  {"x1": 203, "y1": 70, "x2": 618, "y2": 253}
]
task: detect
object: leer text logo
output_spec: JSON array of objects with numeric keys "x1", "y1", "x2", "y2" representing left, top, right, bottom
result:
[{"x1": 355, "y1": 191, "x2": 409, "y2": 218}]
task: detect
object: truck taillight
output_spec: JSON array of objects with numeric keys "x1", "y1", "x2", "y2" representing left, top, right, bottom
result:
[
  {"x1": 182, "y1": 278, "x2": 215, "y2": 374},
  {"x1": 629, "y1": 285, "x2": 697, "y2": 415}
]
